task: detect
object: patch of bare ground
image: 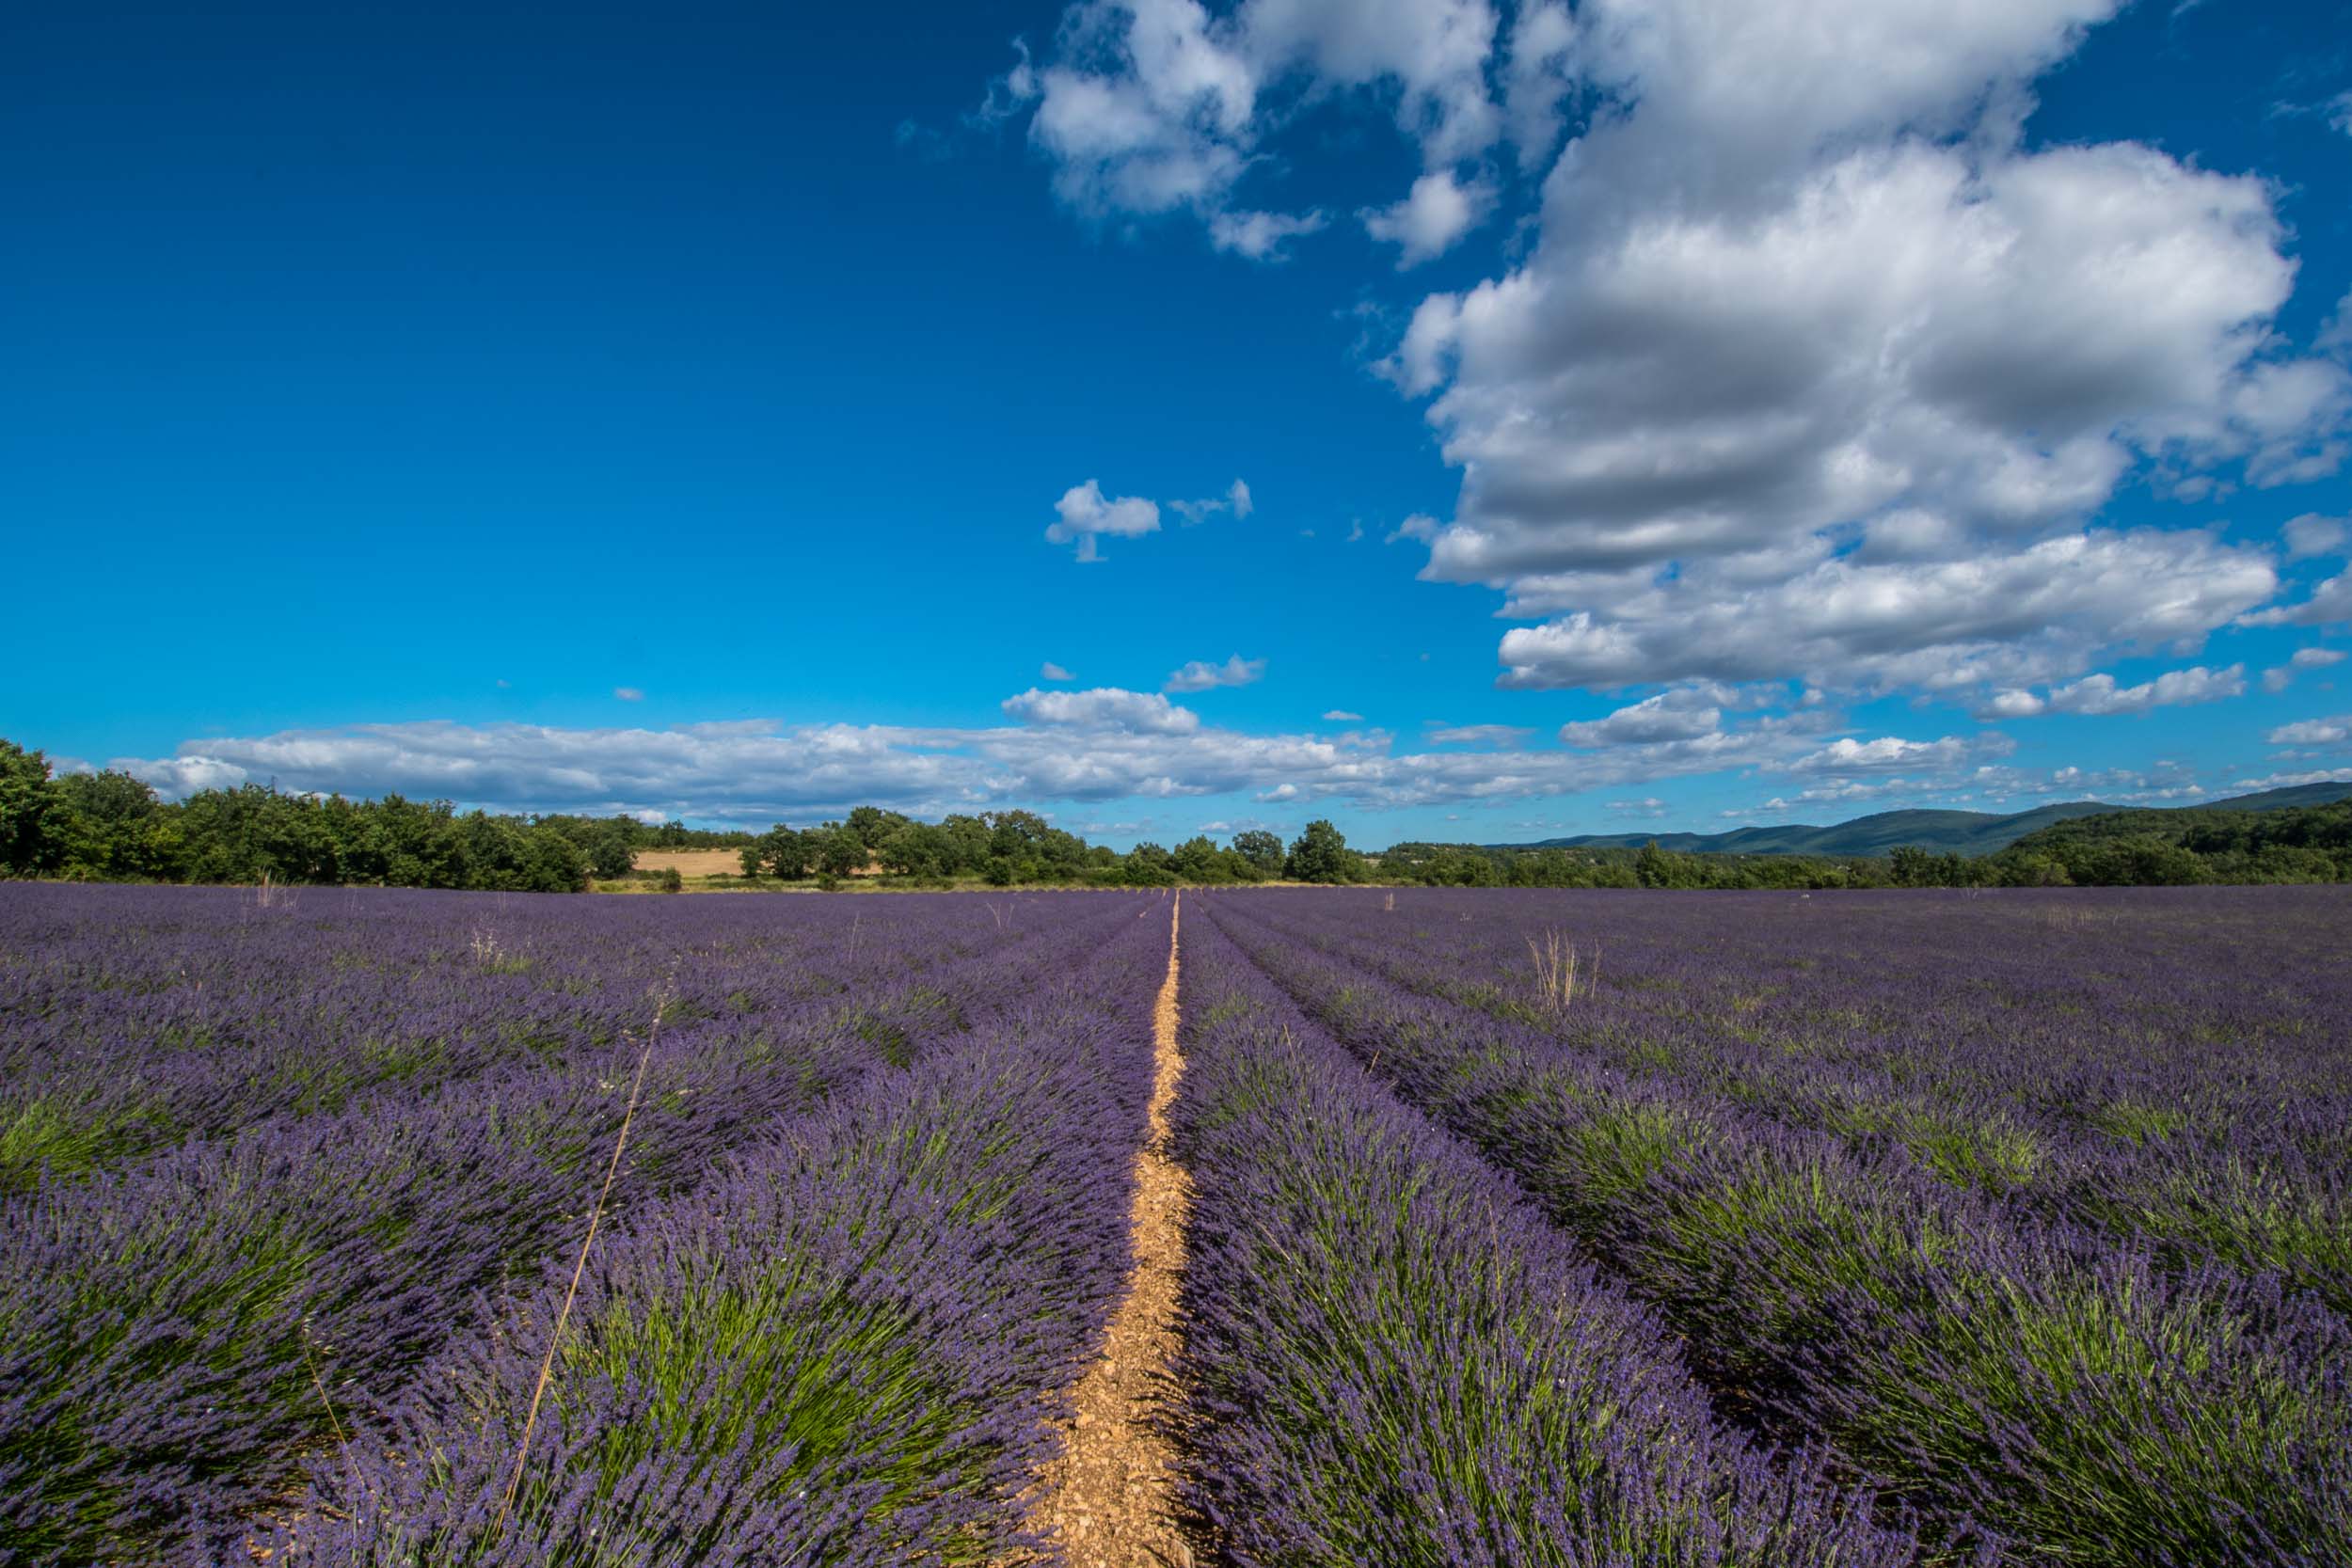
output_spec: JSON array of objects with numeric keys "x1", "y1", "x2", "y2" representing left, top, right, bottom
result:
[
  {"x1": 628, "y1": 848, "x2": 747, "y2": 877},
  {"x1": 1025, "y1": 895, "x2": 1194, "y2": 1567}
]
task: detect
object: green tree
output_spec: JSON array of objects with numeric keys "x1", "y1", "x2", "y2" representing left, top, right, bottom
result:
[
  {"x1": 54, "y1": 768, "x2": 167, "y2": 879},
  {"x1": 812, "y1": 823, "x2": 866, "y2": 879},
  {"x1": 1123, "y1": 841, "x2": 1175, "y2": 887},
  {"x1": 845, "y1": 805, "x2": 911, "y2": 849},
  {"x1": 877, "y1": 822, "x2": 948, "y2": 878},
  {"x1": 1284, "y1": 820, "x2": 1355, "y2": 882},
  {"x1": 761, "y1": 826, "x2": 813, "y2": 879},
  {"x1": 585, "y1": 820, "x2": 639, "y2": 880},
  {"x1": 937, "y1": 815, "x2": 993, "y2": 875},
  {"x1": 1232, "y1": 829, "x2": 1285, "y2": 876},
  {"x1": 1170, "y1": 835, "x2": 1221, "y2": 880},
  {"x1": 0, "y1": 740, "x2": 65, "y2": 876}
]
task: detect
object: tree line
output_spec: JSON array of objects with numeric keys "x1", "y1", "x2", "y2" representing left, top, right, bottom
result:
[
  {"x1": 1379, "y1": 800, "x2": 2352, "y2": 889},
  {"x1": 1, "y1": 741, "x2": 637, "y2": 892},
  {"x1": 0, "y1": 737, "x2": 1369, "y2": 891},
  {"x1": 732, "y1": 809, "x2": 1363, "y2": 887},
  {"x1": 10, "y1": 735, "x2": 2338, "y2": 894}
]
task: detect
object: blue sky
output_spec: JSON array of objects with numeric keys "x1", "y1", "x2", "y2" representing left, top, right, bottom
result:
[{"x1": 4, "y1": 0, "x2": 2350, "y2": 847}]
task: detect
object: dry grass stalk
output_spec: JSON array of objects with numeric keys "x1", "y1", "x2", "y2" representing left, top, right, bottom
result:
[
  {"x1": 1383, "y1": 891, "x2": 1396, "y2": 911},
  {"x1": 490, "y1": 980, "x2": 674, "y2": 1540},
  {"x1": 1527, "y1": 928, "x2": 1595, "y2": 1018}
]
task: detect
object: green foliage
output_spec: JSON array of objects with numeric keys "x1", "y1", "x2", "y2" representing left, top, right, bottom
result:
[
  {"x1": 1991, "y1": 800, "x2": 2352, "y2": 886},
  {"x1": 1231, "y1": 829, "x2": 1285, "y2": 876},
  {"x1": 844, "y1": 804, "x2": 910, "y2": 850},
  {"x1": 0, "y1": 739, "x2": 65, "y2": 877},
  {"x1": 1124, "y1": 842, "x2": 1175, "y2": 887},
  {"x1": 1170, "y1": 835, "x2": 1220, "y2": 879},
  {"x1": 810, "y1": 824, "x2": 867, "y2": 879},
  {"x1": 1284, "y1": 819, "x2": 1360, "y2": 882}
]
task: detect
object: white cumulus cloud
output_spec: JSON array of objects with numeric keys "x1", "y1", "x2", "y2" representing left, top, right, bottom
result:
[
  {"x1": 2283, "y1": 513, "x2": 2348, "y2": 561},
  {"x1": 1362, "y1": 167, "x2": 1496, "y2": 266},
  {"x1": 1170, "y1": 477, "x2": 1256, "y2": 523},
  {"x1": 1375, "y1": 0, "x2": 2344, "y2": 696},
  {"x1": 1047, "y1": 478, "x2": 1163, "y2": 562},
  {"x1": 998, "y1": 0, "x2": 1507, "y2": 255},
  {"x1": 1166, "y1": 654, "x2": 1266, "y2": 691},
  {"x1": 2265, "y1": 716, "x2": 2350, "y2": 748},
  {"x1": 1002, "y1": 686, "x2": 1202, "y2": 733},
  {"x1": 1975, "y1": 662, "x2": 2245, "y2": 719}
]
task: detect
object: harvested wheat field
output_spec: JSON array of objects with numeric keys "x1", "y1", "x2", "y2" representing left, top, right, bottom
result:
[{"x1": 628, "y1": 847, "x2": 754, "y2": 877}]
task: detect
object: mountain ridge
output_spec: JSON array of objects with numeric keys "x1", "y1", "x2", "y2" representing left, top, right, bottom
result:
[{"x1": 1493, "y1": 781, "x2": 2352, "y2": 857}]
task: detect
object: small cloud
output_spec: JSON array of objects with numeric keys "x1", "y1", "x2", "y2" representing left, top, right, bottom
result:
[
  {"x1": 1207, "y1": 209, "x2": 1327, "y2": 261},
  {"x1": 1047, "y1": 479, "x2": 1160, "y2": 561},
  {"x1": 2264, "y1": 647, "x2": 2348, "y2": 692},
  {"x1": 2284, "y1": 514, "x2": 2348, "y2": 560},
  {"x1": 1322, "y1": 708, "x2": 1365, "y2": 721},
  {"x1": 1041, "y1": 661, "x2": 1074, "y2": 682},
  {"x1": 1171, "y1": 478, "x2": 1256, "y2": 526},
  {"x1": 1166, "y1": 655, "x2": 1266, "y2": 693},
  {"x1": 1426, "y1": 723, "x2": 1534, "y2": 747},
  {"x1": 1387, "y1": 514, "x2": 1440, "y2": 545},
  {"x1": 613, "y1": 687, "x2": 645, "y2": 702},
  {"x1": 1002, "y1": 686, "x2": 1200, "y2": 735},
  {"x1": 1346, "y1": 519, "x2": 1364, "y2": 543},
  {"x1": 2265, "y1": 716, "x2": 2350, "y2": 747},
  {"x1": 1607, "y1": 798, "x2": 1669, "y2": 817},
  {"x1": 1361, "y1": 168, "x2": 1496, "y2": 267},
  {"x1": 496, "y1": 679, "x2": 512, "y2": 689}
]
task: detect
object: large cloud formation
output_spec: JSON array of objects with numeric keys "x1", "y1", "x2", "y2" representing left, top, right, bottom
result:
[
  {"x1": 1388, "y1": 0, "x2": 2344, "y2": 694},
  {"x1": 999, "y1": 0, "x2": 2347, "y2": 704}
]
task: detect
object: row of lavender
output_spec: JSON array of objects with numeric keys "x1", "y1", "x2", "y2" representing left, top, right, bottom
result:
[
  {"x1": 1170, "y1": 909, "x2": 1916, "y2": 1566},
  {"x1": 1219, "y1": 887, "x2": 2352, "y2": 1313},
  {"x1": 0, "y1": 885, "x2": 1165, "y2": 1565},
  {"x1": 0, "y1": 883, "x2": 1067, "y2": 1190},
  {"x1": 1197, "y1": 888, "x2": 2352, "y2": 1566}
]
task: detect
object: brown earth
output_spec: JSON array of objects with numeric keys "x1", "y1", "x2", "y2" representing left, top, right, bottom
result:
[
  {"x1": 1027, "y1": 895, "x2": 1195, "y2": 1567},
  {"x1": 628, "y1": 848, "x2": 748, "y2": 877},
  {"x1": 628, "y1": 847, "x2": 886, "y2": 878}
]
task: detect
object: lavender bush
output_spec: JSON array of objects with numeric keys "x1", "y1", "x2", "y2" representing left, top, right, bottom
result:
[
  {"x1": 271, "y1": 968, "x2": 1159, "y2": 1565},
  {"x1": 1171, "y1": 907, "x2": 1921, "y2": 1567},
  {"x1": 0, "y1": 884, "x2": 1156, "y2": 1564},
  {"x1": 1198, "y1": 888, "x2": 2352, "y2": 1566}
]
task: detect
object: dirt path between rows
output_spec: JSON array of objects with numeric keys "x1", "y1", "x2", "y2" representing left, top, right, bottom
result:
[{"x1": 1028, "y1": 894, "x2": 1194, "y2": 1567}]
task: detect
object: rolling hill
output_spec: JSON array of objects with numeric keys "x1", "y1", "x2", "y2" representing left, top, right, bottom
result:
[{"x1": 1502, "y1": 780, "x2": 2352, "y2": 858}]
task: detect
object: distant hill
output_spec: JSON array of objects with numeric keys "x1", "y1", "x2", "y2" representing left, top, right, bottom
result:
[{"x1": 1501, "y1": 780, "x2": 2352, "y2": 858}]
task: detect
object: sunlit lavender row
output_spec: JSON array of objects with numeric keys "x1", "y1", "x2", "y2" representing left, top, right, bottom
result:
[
  {"x1": 0, "y1": 885, "x2": 1161, "y2": 1564},
  {"x1": 1199, "y1": 887, "x2": 2352, "y2": 1566}
]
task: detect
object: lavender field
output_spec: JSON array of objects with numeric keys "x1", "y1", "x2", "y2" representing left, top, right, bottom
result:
[{"x1": 2, "y1": 882, "x2": 2347, "y2": 1565}]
